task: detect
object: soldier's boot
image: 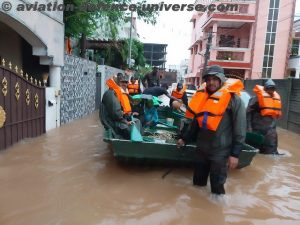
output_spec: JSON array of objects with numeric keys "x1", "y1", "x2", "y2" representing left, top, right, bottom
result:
[
  {"x1": 211, "y1": 184, "x2": 225, "y2": 195},
  {"x1": 260, "y1": 128, "x2": 279, "y2": 154}
]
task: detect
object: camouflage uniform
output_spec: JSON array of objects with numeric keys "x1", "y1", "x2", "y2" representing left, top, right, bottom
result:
[
  {"x1": 102, "y1": 89, "x2": 131, "y2": 139},
  {"x1": 101, "y1": 74, "x2": 141, "y2": 139},
  {"x1": 246, "y1": 96, "x2": 278, "y2": 154},
  {"x1": 181, "y1": 66, "x2": 246, "y2": 195}
]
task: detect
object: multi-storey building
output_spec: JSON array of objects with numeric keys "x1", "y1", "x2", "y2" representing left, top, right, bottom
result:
[
  {"x1": 185, "y1": 0, "x2": 296, "y2": 85},
  {"x1": 143, "y1": 43, "x2": 167, "y2": 69},
  {"x1": 288, "y1": 19, "x2": 300, "y2": 78}
]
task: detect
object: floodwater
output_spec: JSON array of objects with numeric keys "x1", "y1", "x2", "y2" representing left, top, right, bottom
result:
[{"x1": 0, "y1": 112, "x2": 300, "y2": 225}]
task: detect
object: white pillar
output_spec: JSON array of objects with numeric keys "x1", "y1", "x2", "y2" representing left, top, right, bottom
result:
[
  {"x1": 48, "y1": 65, "x2": 61, "y2": 129},
  {"x1": 296, "y1": 69, "x2": 300, "y2": 79},
  {"x1": 212, "y1": 22, "x2": 218, "y2": 47},
  {"x1": 210, "y1": 23, "x2": 218, "y2": 61},
  {"x1": 248, "y1": 23, "x2": 254, "y2": 48},
  {"x1": 245, "y1": 70, "x2": 250, "y2": 79},
  {"x1": 50, "y1": 66, "x2": 61, "y2": 89}
]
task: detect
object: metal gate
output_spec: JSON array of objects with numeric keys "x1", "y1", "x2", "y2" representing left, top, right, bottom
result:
[{"x1": 0, "y1": 60, "x2": 45, "y2": 150}]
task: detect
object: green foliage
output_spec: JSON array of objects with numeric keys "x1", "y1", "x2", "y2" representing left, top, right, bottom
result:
[
  {"x1": 135, "y1": 65, "x2": 153, "y2": 79},
  {"x1": 94, "y1": 39, "x2": 147, "y2": 69},
  {"x1": 64, "y1": 0, "x2": 105, "y2": 38},
  {"x1": 120, "y1": 39, "x2": 146, "y2": 68},
  {"x1": 64, "y1": 0, "x2": 158, "y2": 38}
]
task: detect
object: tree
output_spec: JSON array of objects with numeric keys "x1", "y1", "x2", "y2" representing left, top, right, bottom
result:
[
  {"x1": 120, "y1": 39, "x2": 146, "y2": 68},
  {"x1": 64, "y1": 0, "x2": 159, "y2": 38},
  {"x1": 94, "y1": 38, "x2": 146, "y2": 69}
]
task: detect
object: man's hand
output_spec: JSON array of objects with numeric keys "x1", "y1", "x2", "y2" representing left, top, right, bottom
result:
[
  {"x1": 228, "y1": 156, "x2": 239, "y2": 169},
  {"x1": 132, "y1": 112, "x2": 139, "y2": 116},
  {"x1": 247, "y1": 127, "x2": 252, "y2": 132},
  {"x1": 177, "y1": 139, "x2": 185, "y2": 148},
  {"x1": 126, "y1": 121, "x2": 135, "y2": 126}
]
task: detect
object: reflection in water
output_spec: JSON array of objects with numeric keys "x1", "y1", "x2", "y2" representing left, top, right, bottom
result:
[{"x1": 0, "y1": 113, "x2": 300, "y2": 225}]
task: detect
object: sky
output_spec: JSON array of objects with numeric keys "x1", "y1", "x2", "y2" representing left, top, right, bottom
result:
[
  {"x1": 296, "y1": 0, "x2": 300, "y2": 20},
  {"x1": 137, "y1": 0, "x2": 300, "y2": 69},
  {"x1": 136, "y1": 0, "x2": 195, "y2": 69}
]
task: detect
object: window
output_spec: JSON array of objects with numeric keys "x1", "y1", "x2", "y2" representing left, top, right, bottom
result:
[
  {"x1": 269, "y1": 45, "x2": 274, "y2": 55},
  {"x1": 270, "y1": 33, "x2": 276, "y2": 44},
  {"x1": 272, "y1": 21, "x2": 277, "y2": 32},
  {"x1": 219, "y1": 35, "x2": 235, "y2": 47},
  {"x1": 268, "y1": 9, "x2": 273, "y2": 20},
  {"x1": 267, "y1": 21, "x2": 272, "y2": 32},
  {"x1": 263, "y1": 56, "x2": 268, "y2": 67},
  {"x1": 237, "y1": 38, "x2": 241, "y2": 48},
  {"x1": 264, "y1": 45, "x2": 270, "y2": 55},
  {"x1": 268, "y1": 57, "x2": 273, "y2": 67},
  {"x1": 273, "y1": 9, "x2": 278, "y2": 20},
  {"x1": 266, "y1": 33, "x2": 271, "y2": 44},
  {"x1": 290, "y1": 71, "x2": 296, "y2": 78},
  {"x1": 262, "y1": 0, "x2": 280, "y2": 78},
  {"x1": 291, "y1": 40, "x2": 299, "y2": 56}
]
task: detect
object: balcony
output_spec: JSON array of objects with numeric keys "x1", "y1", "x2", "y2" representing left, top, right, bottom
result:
[
  {"x1": 201, "y1": 1, "x2": 256, "y2": 29},
  {"x1": 206, "y1": 49, "x2": 251, "y2": 69},
  {"x1": 288, "y1": 57, "x2": 300, "y2": 69},
  {"x1": 216, "y1": 51, "x2": 245, "y2": 61},
  {"x1": 216, "y1": 32, "x2": 250, "y2": 48}
]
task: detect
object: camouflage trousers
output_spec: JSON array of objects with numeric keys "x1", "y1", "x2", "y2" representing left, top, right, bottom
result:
[
  {"x1": 193, "y1": 153, "x2": 228, "y2": 195},
  {"x1": 254, "y1": 127, "x2": 278, "y2": 154}
]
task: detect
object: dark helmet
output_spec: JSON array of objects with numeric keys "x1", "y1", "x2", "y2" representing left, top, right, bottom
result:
[{"x1": 203, "y1": 65, "x2": 225, "y2": 83}]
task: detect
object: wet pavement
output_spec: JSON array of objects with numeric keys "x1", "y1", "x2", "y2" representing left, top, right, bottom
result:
[{"x1": 0, "y1": 112, "x2": 300, "y2": 225}]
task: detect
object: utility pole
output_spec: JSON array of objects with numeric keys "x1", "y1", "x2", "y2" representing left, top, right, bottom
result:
[
  {"x1": 202, "y1": 32, "x2": 213, "y2": 77},
  {"x1": 128, "y1": 11, "x2": 133, "y2": 68}
]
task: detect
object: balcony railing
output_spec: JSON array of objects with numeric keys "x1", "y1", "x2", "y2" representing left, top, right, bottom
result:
[
  {"x1": 217, "y1": 35, "x2": 249, "y2": 48},
  {"x1": 291, "y1": 47, "x2": 299, "y2": 57},
  {"x1": 216, "y1": 51, "x2": 245, "y2": 61}
]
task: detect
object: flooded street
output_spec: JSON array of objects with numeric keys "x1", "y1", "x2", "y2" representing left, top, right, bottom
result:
[{"x1": 0, "y1": 112, "x2": 300, "y2": 225}]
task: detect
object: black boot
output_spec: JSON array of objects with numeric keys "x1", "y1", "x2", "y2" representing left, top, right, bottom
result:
[{"x1": 211, "y1": 185, "x2": 225, "y2": 195}]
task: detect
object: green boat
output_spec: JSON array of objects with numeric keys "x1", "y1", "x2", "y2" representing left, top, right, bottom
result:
[{"x1": 100, "y1": 106, "x2": 258, "y2": 169}]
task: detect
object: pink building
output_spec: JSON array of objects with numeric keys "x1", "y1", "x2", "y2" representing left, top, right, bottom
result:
[
  {"x1": 288, "y1": 20, "x2": 300, "y2": 78},
  {"x1": 185, "y1": 0, "x2": 296, "y2": 85}
]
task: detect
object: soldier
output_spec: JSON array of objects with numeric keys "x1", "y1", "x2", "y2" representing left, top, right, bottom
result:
[
  {"x1": 246, "y1": 79, "x2": 282, "y2": 154},
  {"x1": 142, "y1": 67, "x2": 160, "y2": 88},
  {"x1": 169, "y1": 83, "x2": 188, "y2": 107},
  {"x1": 177, "y1": 65, "x2": 246, "y2": 195},
  {"x1": 127, "y1": 76, "x2": 141, "y2": 95},
  {"x1": 101, "y1": 74, "x2": 139, "y2": 139}
]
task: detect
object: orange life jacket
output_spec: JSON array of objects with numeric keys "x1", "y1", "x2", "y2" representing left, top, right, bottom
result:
[
  {"x1": 171, "y1": 85, "x2": 187, "y2": 99},
  {"x1": 127, "y1": 80, "x2": 139, "y2": 94},
  {"x1": 106, "y1": 78, "x2": 132, "y2": 115},
  {"x1": 185, "y1": 79, "x2": 244, "y2": 131},
  {"x1": 253, "y1": 85, "x2": 282, "y2": 118},
  {"x1": 66, "y1": 37, "x2": 72, "y2": 55}
]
